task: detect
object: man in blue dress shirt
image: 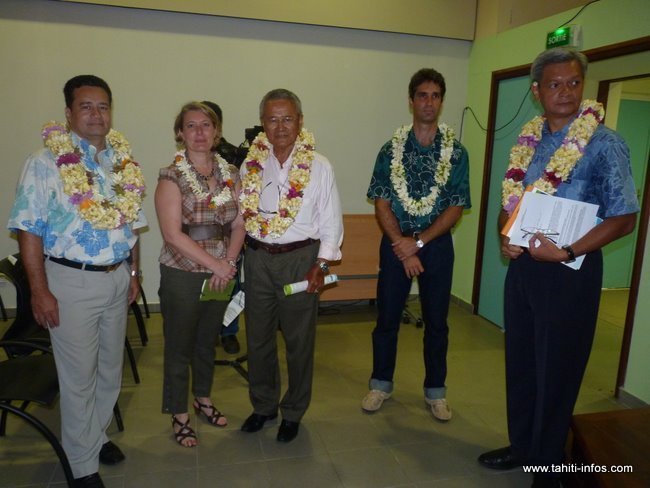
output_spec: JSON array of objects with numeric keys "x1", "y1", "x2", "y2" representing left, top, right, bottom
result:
[{"x1": 478, "y1": 48, "x2": 639, "y2": 488}]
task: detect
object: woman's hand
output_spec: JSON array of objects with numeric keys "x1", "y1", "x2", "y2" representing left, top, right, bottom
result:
[
  {"x1": 210, "y1": 258, "x2": 237, "y2": 281},
  {"x1": 208, "y1": 273, "x2": 230, "y2": 292}
]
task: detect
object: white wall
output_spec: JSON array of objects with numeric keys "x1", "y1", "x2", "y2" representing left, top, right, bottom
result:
[{"x1": 0, "y1": 0, "x2": 471, "y2": 305}]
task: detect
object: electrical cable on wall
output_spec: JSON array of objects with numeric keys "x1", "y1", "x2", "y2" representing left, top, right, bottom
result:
[{"x1": 458, "y1": 0, "x2": 601, "y2": 141}]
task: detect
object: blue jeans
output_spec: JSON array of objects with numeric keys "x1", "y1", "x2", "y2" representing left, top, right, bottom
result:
[{"x1": 370, "y1": 233, "x2": 454, "y2": 400}]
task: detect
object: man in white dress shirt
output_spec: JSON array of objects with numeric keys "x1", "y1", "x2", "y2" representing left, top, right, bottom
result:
[{"x1": 239, "y1": 88, "x2": 343, "y2": 442}]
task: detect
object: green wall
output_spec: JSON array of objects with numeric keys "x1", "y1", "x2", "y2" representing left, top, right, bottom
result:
[{"x1": 460, "y1": 0, "x2": 650, "y2": 402}]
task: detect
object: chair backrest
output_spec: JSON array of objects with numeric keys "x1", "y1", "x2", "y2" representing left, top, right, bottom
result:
[
  {"x1": 0, "y1": 255, "x2": 50, "y2": 356},
  {"x1": 0, "y1": 340, "x2": 58, "y2": 405}
]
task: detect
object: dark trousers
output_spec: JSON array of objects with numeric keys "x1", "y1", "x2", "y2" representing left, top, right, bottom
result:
[
  {"x1": 504, "y1": 251, "x2": 602, "y2": 468},
  {"x1": 371, "y1": 233, "x2": 454, "y2": 395},
  {"x1": 159, "y1": 264, "x2": 227, "y2": 414},
  {"x1": 244, "y1": 242, "x2": 319, "y2": 422}
]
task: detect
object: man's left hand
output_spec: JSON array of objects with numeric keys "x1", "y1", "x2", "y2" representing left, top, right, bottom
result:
[
  {"x1": 305, "y1": 263, "x2": 325, "y2": 293},
  {"x1": 528, "y1": 232, "x2": 566, "y2": 262},
  {"x1": 392, "y1": 237, "x2": 419, "y2": 261}
]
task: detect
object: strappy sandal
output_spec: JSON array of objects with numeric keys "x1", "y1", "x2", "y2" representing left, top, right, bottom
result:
[
  {"x1": 172, "y1": 415, "x2": 197, "y2": 447},
  {"x1": 193, "y1": 398, "x2": 228, "y2": 427}
]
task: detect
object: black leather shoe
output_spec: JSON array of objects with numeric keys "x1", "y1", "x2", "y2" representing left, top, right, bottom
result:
[
  {"x1": 74, "y1": 472, "x2": 105, "y2": 487},
  {"x1": 99, "y1": 441, "x2": 125, "y2": 465},
  {"x1": 277, "y1": 419, "x2": 300, "y2": 443},
  {"x1": 221, "y1": 335, "x2": 240, "y2": 354},
  {"x1": 240, "y1": 412, "x2": 277, "y2": 432},
  {"x1": 478, "y1": 446, "x2": 522, "y2": 470}
]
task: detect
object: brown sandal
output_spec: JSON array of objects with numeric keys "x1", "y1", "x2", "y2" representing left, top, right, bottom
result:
[
  {"x1": 193, "y1": 398, "x2": 228, "y2": 427},
  {"x1": 172, "y1": 415, "x2": 197, "y2": 447}
]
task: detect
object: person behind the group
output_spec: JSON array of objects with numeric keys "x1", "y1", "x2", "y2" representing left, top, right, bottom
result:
[
  {"x1": 202, "y1": 100, "x2": 245, "y2": 355},
  {"x1": 239, "y1": 88, "x2": 343, "y2": 443},
  {"x1": 8, "y1": 74, "x2": 147, "y2": 487},
  {"x1": 363, "y1": 68, "x2": 471, "y2": 421},
  {"x1": 478, "y1": 48, "x2": 639, "y2": 488},
  {"x1": 155, "y1": 101, "x2": 245, "y2": 448}
]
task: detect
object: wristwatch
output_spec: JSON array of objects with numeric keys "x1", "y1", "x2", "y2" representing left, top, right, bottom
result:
[
  {"x1": 562, "y1": 245, "x2": 576, "y2": 263},
  {"x1": 317, "y1": 260, "x2": 330, "y2": 274},
  {"x1": 130, "y1": 269, "x2": 142, "y2": 278},
  {"x1": 413, "y1": 232, "x2": 425, "y2": 249}
]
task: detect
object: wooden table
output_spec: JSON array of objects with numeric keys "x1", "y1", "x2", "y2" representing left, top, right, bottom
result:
[{"x1": 568, "y1": 407, "x2": 650, "y2": 487}]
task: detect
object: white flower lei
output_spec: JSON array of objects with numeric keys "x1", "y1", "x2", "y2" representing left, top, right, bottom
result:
[
  {"x1": 239, "y1": 128, "x2": 315, "y2": 238},
  {"x1": 501, "y1": 99, "x2": 604, "y2": 215},
  {"x1": 42, "y1": 121, "x2": 146, "y2": 230},
  {"x1": 389, "y1": 123, "x2": 454, "y2": 217},
  {"x1": 174, "y1": 151, "x2": 233, "y2": 208}
]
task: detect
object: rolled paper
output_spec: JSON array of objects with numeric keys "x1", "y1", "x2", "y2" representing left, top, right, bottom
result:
[{"x1": 283, "y1": 274, "x2": 338, "y2": 296}]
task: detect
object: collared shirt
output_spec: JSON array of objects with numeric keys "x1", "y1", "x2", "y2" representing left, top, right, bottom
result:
[
  {"x1": 523, "y1": 122, "x2": 639, "y2": 219},
  {"x1": 158, "y1": 160, "x2": 240, "y2": 272},
  {"x1": 367, "y1": 128, "x2": 471, "y2": 232},
  {"x1": 7, "y1": 132, "x2": 147, "y2": 265},
  {"x1": 240, "y1": 144, "x2": 343, "y2": 261}
]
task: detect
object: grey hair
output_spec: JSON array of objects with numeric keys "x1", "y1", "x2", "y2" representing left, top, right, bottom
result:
[
  {"x1": 530, "y1": 48, "x2": 588, "y2": 83},
  {"x1": 259, "y1": 88, "x2": 303, "y2": 118}
]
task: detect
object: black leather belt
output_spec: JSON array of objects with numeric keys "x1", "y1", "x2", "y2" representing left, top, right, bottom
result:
[
  {"x1": 245, "y1": 236, "x2": 318, "y2": 254},
  {"x1": 181, "y1": 223, "x2": 230, "y2": 241},
  {"x1": 401, "y1": 229, "x2": 422, "y2": 237},
  {"x1": 47, "y1": 256, "x2": 123, "y2": 272}
]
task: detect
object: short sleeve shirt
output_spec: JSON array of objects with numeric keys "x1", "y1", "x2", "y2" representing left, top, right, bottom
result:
[
  {"x1": 367, "y1": 128, "x2": 471, "y2": 232},
  {"x1": 158, "y1": 159, "x2": 240, "y2": 272},
  {"x1": 7, "y1": 134, "x2": 147, "y2": 265},
  {"x1": 523, "y1": 123, "x2": 639, "y2": 219}
]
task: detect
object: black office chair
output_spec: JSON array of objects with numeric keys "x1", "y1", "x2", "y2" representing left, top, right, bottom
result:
[
  {"x1": 0, "y1": 339, "x2": 75, "y2": 487},
  {"x1": 0, "y1": 254, "x2": 139, "y2": 385}
]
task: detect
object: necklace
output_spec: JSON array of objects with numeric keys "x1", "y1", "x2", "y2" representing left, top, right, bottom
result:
[
  {"x1": 501, "y1": 99, "x2": 604, "y2": 215},
  {"x1": 240, "y1": 129, "x2": 315, "y2": 238},
  {"x1": 389, "y1": 123, "x2": 454, "y2": 217},
  {"x1": 175, "y1": 151, "x2": 233, "y2": 208},
  {"x1": 190, "y1": 161, "x2": 215, "y2": 182},
  {"x1": 41, "y1": 121, "x2": 146, "y2": 230}
]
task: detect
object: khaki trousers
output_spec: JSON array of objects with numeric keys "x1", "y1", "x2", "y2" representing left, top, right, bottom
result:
[{"x1": 46, "y1": 259, "x2": 129, "y2": 479}]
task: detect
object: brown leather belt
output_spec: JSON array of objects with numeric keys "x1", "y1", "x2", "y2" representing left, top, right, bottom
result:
[
  {"x1": 245, "y1": 236, "x2": 318, "y2": 254},
  {"x1": 47, "y1": 256, "x2": 123, "y2": 272},
  {"x1": 181, "y1": 223, "x2": 230, "y2": 241}
]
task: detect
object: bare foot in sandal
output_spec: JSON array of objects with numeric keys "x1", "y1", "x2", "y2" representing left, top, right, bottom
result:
[
  {"x1": 193, "y1": 397, "x2": 228, "y2": 427},
  {"x1": 172, "y1": 414, "x2": 197, "y2": 447}
]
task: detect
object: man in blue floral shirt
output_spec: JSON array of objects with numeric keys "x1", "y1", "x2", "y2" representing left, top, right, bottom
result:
[
  {"x1": 479, "y1": 48, "x2": 639, "y2": 488},
  {"x1": 8, "y1": 75, "x2": 146, "y2": 488},
  {"x1": 363, "y1": 68, "x2": 470, "y2": 421}
]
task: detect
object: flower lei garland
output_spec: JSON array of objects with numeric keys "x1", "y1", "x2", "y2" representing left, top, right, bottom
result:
[
  {"x1": 390, "y1": 123, "x2": 454, "y2": 217},
  {"x1": 502, "y1": 99, "x2": 604, "y2": 215},
  {"x1": 42, "y1": 121, "x2": 146, "y2": 230},
  {"x1": 174, "y1": 151, "x2": 233, "y2": 208},
  {"x1": 239, "y1": 128, "x2": 315, "y2": 238}
]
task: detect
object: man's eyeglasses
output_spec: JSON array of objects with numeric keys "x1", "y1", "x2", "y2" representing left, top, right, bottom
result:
[
  {"x1": 520, "y1": 227, "x2": 559, "y2": 244},
  {"x1": 257, "y1": 181, "x2": 282, "y2": 215}
]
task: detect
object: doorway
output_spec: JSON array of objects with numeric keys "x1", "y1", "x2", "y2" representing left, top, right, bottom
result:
[{"x1": 471, "y1": 37, "x2": 650, "y2": 396}]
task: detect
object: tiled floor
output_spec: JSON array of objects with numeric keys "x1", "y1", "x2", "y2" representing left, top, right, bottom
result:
[{"x1": 0, "y1": 291, "x2": 629, "y2": 487}]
